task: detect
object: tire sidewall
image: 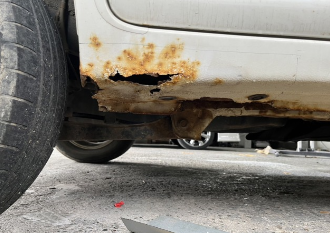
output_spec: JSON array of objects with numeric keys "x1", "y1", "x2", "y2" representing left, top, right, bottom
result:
[{"x1": 56, "y1": 140, "x2": 134, "y2": 163}]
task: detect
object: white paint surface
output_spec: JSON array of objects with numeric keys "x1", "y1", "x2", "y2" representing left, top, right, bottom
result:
[{"x1": 109, "y1": 0, "x2": 330, "y2": 39}]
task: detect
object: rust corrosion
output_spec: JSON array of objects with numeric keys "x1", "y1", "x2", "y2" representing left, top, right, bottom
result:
[
  {"x1": 182, "y1": 99, "x2": 328, "y2": 114},
  {"x1": 101, "y1": 41, "x2": 201, "y2": 85},
  {"x1": 265, "y1": 100, "x2": 328, "y2": 113},
  {"x1": 81, "y1": 63, "x2": 95, "y2": 77},
  {"x1": 213, "y1": 78, "x2": 224, "y2": 85},
  {"x1": 80, "y1": 37, "x2": 330, "y2": 121},
  {"x1": 180, "y1": 99, "x2": 330, "y2": 121},
  {"x1": 89, "y1": 35, "x2": 102, "y2": 51},
  {"x1": 80, "y1": 38, "x2": 202, "y2": 115}
]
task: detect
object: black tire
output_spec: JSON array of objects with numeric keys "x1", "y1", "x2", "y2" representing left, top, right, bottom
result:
[
  {"x1": 177, "y1": 131, "x2": 216, "y2": 150},
  {"x1": 56, "y1": 140, "x2": 135, "y2": 163},
  {"x1": 0, "y1": 0, "x2": 67, "y2": 214}
]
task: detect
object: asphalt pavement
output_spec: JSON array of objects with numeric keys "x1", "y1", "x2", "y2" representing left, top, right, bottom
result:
[{"x1": 1, "y1": 144, "x2": 330, "y2": 233}]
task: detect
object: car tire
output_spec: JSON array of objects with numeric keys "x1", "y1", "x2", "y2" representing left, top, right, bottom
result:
[
  {"x1": 0, "y1": 0, "x2": 67, "y2": 214},
  {"x1": 177, "y1": 131, "x2": 216, "y2": 150},
  {"x1": 56, "y1": 140, "x2": 135, "y2": 163}
]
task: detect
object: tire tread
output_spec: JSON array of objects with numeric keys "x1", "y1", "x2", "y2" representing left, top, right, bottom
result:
[
  {"x1": 0, "y1": 0, "x2": 67, "y2": 213},
  {"x1": 2, "y1": 21, "x2": 34, "y2": 32}
]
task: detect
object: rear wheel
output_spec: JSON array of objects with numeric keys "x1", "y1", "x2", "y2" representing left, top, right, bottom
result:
[
  {"x1": 177, "y1": 131, "x2": 215, "y2": 150},
  {"x1": 56, "y1": 140, "x2": 134, "y2": 163},
  {"x1": 0, "y1": 0, "x2": 67, "y2": 214}
]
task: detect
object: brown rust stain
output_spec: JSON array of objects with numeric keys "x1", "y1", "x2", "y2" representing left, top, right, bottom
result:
[
  {"x1": 200, "y1": 97, "x2": 233, "y2": 102},
  {"x1": 103, "y1": 61, "x2": 115, "y2": 77},
  {"x1": 100, "y1": 40, "x2": 201, "y2": 85},
  {"x1": 243, "y1": 94, "x2": 328, "y2": 113},
  {"x1": 159, "y1": 43, "x2": 184, "y2": 60},
  {"x1": 213, "y1": 78, "x2": 224, "y2": 85},
  {"x1": 89, "y1": 35, "x2": 102, "y2": 51},
  {"x1": 182, "y1": 99, "x2": 329, "y2": 115},
  {"x1": 266, "y1": 100, "x2": 328, "y2": 113},
  {"x1": 80, "y1": 63, "x2": 95, "y2": 79}
]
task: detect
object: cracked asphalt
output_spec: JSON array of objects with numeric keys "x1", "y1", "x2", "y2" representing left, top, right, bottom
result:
[{"x1": 1, "y1": 144, "x2": 330, "y2": 233}]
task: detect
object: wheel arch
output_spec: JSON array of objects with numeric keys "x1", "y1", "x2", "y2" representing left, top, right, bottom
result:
[{"x1": 43, "y1": 0, "x2": 79, "y2": 56}]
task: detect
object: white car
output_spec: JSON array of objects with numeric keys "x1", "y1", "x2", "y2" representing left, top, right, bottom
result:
[{"x1": 1, "y1": 0, "x2": 330, "y2": 214}]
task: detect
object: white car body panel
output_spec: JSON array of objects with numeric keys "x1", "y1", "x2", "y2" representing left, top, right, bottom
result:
[
  {"x1": 217, "y1": 133, "x2": 240, "y2": 142},
  {"x1": 109, "y1": 0, "x2": 330, "y2": 39},
  {"x1": 314, "y1": 141, "x2": 330, "y2": 151},
  {"x1": 74, "y1": 0, "x2": 330, "y2": 121}
]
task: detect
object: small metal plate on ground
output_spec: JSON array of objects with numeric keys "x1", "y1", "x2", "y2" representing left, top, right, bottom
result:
[
  {"x1": 122, "y1": 216, "x2": 227, "y2": 233},
  {"x1": 122, "y1": 218, "x2": 173, "y2": 233}
]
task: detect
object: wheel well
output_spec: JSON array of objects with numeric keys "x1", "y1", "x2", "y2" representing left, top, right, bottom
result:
[{"x1": 43, "y1": 0, "x2": 78, "y2": 55}]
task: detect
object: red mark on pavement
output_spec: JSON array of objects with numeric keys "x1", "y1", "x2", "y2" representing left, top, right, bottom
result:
[{"x1": 114, "y1": 201, "x2": 125, "y2": 208}]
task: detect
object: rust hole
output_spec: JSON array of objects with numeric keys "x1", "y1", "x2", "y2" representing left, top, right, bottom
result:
[
  {"x1": 159, "y1": 96, "x2": 177, "y2": 101},
  {"x1": 109, "y1": 72, "x2": 176, "y2": 86},
  {"x1": 150, "y1": 88, "x2": 161, "y2": 94},
  {"x1": 248, "y1": 94, "x2": 269, "y2": 101}
]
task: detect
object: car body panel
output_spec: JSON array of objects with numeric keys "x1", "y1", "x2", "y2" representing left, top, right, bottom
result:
[
  {"x1": 314, "y1": 141, "x2": 330, "y2": 151},
  {"x1": 217, "y1": 133, "x2": 240, "y2": 142},
  {"x1": 74, "y1": 0, "x2": 330, "y2": 121},
  {"x1": 109, "y1": 0, "x2": 330, "y2": 39}
]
